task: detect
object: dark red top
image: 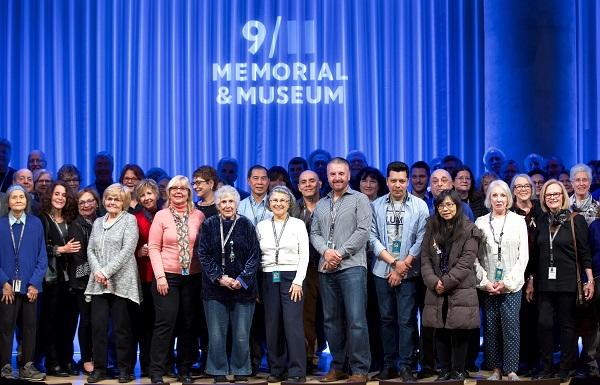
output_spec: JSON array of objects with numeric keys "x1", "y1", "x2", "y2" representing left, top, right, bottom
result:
[{"x1": 134, "y1": 209, "x2": 155, "y2": 283}]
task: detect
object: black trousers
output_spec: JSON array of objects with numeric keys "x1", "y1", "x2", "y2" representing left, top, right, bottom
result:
[
  {"x1": 91, "y1": 294, "x2": 133, "y2": 374},
  {"x1": 519, "y1": 289, "x2": 538, "y2": 369},
  {"x1": 538, "y1": 291, "x2": 578, "y2": 373},
  {"x1": 0, "y1": 294, "x2": 37, "y2": 367},
  {"x1": 150, "y1": 273, "x2": 201, "y2": 377},
  {"x1": 261, "y1": 271, "x2": 306, "y2": 377},
  {"x1": 416, "y1": 278, "x2": 436, "y2": 370},
  {"x1": 35, "y1": 281, "x2": 78, "y2": 369},
  {"x1": 436, "y1": 328, "x2": 469, "y2": 372},
  {"x1": 131, "y1": 282, "x2": 154, "y2": 373},
  {"x1": 74, "y1": 289, "x2": 93, "y2": 362}
]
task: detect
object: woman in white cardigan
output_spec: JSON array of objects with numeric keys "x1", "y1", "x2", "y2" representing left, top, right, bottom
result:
[
  {"x1": 475, "y1": 180, "x2": 528, "y2": 381},
  {"x1": 256, "y1": 186, "x2": 309, "y2": 383}
]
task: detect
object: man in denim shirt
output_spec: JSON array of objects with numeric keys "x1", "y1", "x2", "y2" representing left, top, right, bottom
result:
[{"x1": 369, "y1": 161, "x2": 429, "y2": 381}]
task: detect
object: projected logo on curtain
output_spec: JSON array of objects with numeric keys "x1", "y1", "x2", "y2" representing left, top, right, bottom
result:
[{"x1": 213, "y1": 16, "x2": 348, "y2": 105}]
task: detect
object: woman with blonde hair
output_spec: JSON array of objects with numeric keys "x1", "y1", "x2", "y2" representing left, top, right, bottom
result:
[
  {"x1": 85, "y1": 183, "x2": 140, "y2": 383},
  {"x1": 148, "y1": 176, "x2": 205, "y2": 384},
  {"x1": 530, "y1": 180, "x2": 594, "y2": 382}
]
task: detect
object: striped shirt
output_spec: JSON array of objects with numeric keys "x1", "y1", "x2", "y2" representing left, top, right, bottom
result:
[{"x1": 310, "y1": 187, "x2": 371, "y2": 273}]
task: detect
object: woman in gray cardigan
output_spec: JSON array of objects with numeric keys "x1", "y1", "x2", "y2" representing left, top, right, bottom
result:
[{"x1": 85, "y1": 184, "x2": 140, "y2": 384}]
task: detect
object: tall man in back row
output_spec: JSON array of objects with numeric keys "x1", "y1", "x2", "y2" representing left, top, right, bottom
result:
[{"x1": 310, "y1": 157, "x2": 372, "y2": 382}]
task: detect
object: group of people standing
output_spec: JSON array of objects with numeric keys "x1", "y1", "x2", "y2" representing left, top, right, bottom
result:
[{"x1": 1, "y1": 140, "x2": 600, "y2": 384}]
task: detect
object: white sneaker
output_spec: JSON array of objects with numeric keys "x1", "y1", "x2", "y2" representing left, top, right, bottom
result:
[
  {"x1": 487, "y1": 371, "x2": 502, "y2": 380},
  {"x1": 1, "y1": 364, "x2": 15, "y2": 379},
  {"x1": 507, "y1": 372, "x2": 521, "y2": 381}
]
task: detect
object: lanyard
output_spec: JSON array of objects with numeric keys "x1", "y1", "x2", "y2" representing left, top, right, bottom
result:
[
  {"x1": 489, "y1": 213, "x2": 507, "y2": 262},
  {"x1": 9, "y1": 221, "x2": 26, "y2": 276},
  {"x1": 250, "y1": 198, "x2": 267, "y2": 226},
  {"x1": 49, "y1": 213, "x2": 67, "y2": 243},
  {"x1": 328, "y1": 195, "x2": 345, "y2": 242},
  {"x1": 220, "y1": 215, "x2": 238, "y2": 267},
  {"x1": 271, "y1": 215, "x2": 289, "y2": 265},
  {"x1": 548, "y1": 223, "x2": 562, "y2": 266},
  {"x1": 388, "y1": 194, "x2": 405, "y2": 237}
]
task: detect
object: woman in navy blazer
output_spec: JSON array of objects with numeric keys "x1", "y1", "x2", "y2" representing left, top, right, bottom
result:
[{"x1": 0, "y1": 185, "x2": 47, "y2": 380}]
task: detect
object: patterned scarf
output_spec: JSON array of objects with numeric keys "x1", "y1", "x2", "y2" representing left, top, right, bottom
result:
[
  {"x1": 570, "y1": 193, "x2": 593, "y2": 212},
  {"x1": 170, "y1": 207, "x2": 190, "y2": 271}
]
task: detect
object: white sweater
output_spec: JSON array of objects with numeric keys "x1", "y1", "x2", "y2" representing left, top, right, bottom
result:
[
  {"x1": 257, "y1": 216, "x2": 309, "y2": 286},
  {"x1": 475, "y1": 211, "x2": 529, "y2": 292}
]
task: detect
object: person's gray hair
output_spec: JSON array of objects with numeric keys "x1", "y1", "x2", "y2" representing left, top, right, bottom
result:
[
  {"x1": 484, "y1": 179, "x2": 514, "y2": 209},
  {"x1": 33, "y1": 169, "x2": 52, "y2": 183},
  {"x1": 5, "y1": 184, "x2": 31, "y2": 213},
  {"x1": 570, "y1": 163, "x2": 592, "y2": 182},
  {"x1": 268, "y1": 186, "x2": 297, "y2": 213},
  {"x1": 510, "y1": 173, "x2": 533, "y2": 193},
  {"x1": 215, "y1": 185, "x2": 240, "y2": 205}
]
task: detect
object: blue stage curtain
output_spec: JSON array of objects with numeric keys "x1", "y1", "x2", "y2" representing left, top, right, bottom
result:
[{"x1": 6, "y1": 0, "x2": 596, "y2": 184}]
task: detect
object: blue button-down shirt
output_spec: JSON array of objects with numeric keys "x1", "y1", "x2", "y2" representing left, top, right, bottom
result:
[{"x1": 238, "y1": 194, "x2": 273, "y2": 226}]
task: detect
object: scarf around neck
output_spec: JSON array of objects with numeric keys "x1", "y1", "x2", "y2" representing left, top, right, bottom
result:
[{"x1": 170, "y1": 207, "x2": 191, "y2": 271}]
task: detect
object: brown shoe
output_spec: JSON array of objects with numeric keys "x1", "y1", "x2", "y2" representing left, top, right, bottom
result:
[
  {"x1": 320, "y1": 368, "x2": 349, "y2": 382},
  {"x1": 347, "y1": 374, "x2": 368, "y2": 382}
]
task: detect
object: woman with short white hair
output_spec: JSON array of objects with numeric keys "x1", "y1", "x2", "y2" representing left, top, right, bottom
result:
[
  {"x1": 198, "y1": 185, "x2": 260, "y2": 383},
  {"x1": 569, "y1": 163, "x2": 599, "y2": 225},
  {"x1": 475, "y1": 179, "x2": 529, "y2": 381}
]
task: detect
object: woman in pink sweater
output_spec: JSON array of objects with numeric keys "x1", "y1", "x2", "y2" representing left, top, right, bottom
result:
[{"x1": 148, "y1": 176, "x2": 205, "y2": 384}]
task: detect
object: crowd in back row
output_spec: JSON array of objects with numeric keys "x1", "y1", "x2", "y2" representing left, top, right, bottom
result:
[{"x1": 2, "y1": 137, "x2": 600, "y2": 384}]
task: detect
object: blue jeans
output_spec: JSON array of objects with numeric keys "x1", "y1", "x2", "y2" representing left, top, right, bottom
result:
[
  {"x1": 319, "y1": 266, "x2": 371, "y2": 374},
  {"x1": 204, "y1": 300, "x2": 255, "y2": 375},
  {"x1": 374, "y1": 276, "x2": 417, "y2": 369}
]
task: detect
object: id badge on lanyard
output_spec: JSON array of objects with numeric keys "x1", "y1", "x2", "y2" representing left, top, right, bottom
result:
[{"x1": 272, "y1": 271, "x2": 281, "y2": 283}]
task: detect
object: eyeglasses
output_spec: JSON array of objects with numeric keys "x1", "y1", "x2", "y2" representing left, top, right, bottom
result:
[
  {"x1": 514, "y1": 184, "x2": 531, "y2": 190},
  {"x1": 79, "y1": 199, "x2": 97, "y2": 206},
  {"x1": 269, "y1": 198, "x2": 290, "y2": 204},
  {"x1": 170, "y1": 186, "x2": 188, "y2": 192},
  {"x1": 545, "y1": 192, "x2": 563, "y2": 200},
  {"x1": 123, "y1": 177, "x2": 139, "y2": 183},
  {"x1": 193, "y1": 179, "x2": 208, "y2": 186},
  {"x1": 437, "y1": 202, "x2": 456, "y2": 210},
  {"x1": 37, "y1": 179, "x2": 51, "y2": 184}
]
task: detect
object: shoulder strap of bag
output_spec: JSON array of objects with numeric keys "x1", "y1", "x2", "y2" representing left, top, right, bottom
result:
[{"x1": 570, "y1": 213, "x2": 581, "y2": 283}]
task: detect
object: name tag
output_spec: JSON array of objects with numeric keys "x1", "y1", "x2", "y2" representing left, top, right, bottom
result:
[
  {"x1": 326, "y1": 241, "x2": 336, "y2": 249},
  {"x1": 12, "y1": 279, "x2": 21, "y2": 292},
  {"x1": 548, "y1": 267, "x2": 557, "y2": 280},
  {"x1": 494, "y1": 267, "x2": 503, "y2": 281},
  {"x1": 272, "y1": 271, "x2": 281, "y2": 283},
  {"x1": 391, "y1": 240, "x2": 401, "y2": 254},
  {"x1": 182, "y1": 268, "x2": 189, "y2": 276}
]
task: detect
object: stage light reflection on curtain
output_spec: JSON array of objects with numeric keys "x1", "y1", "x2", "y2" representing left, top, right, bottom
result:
[{"x1": 2, "y1": 0, "x2": 484, "y2": 185}]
